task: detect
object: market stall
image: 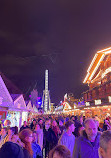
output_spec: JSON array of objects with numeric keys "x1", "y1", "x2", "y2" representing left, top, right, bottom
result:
[
  {"x1": 0, "y1": 74, "x2": 28, "y2": 128},
  {"x1": 27, "y1": 101, "x2": 38, "y2": 124},
  {"x1": 7, "y1": 94, "x2": 28, "y2": 128}
]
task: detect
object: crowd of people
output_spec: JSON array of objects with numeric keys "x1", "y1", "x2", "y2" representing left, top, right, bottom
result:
[{"x1": 0, "y1": 114, "x2": 111, "y2": 158}]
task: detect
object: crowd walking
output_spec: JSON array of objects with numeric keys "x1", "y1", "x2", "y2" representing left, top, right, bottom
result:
[{"x1": 0, "y1": 114, "x2": 111, "y2": 158}]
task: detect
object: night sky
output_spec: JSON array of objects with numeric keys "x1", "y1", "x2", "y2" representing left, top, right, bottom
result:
[{"x1": 0, "y1": 1, "x2": 111, "y2": 104}]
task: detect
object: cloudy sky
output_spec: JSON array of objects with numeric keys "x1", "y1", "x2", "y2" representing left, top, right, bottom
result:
[{"x1": 0, "y1": 0, "x2": 111, "y2": 103}]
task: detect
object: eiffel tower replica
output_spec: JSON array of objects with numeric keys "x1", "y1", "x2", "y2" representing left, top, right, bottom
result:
[{"x1": 41, "y1": 70, "x2": 51, "y2": 113}]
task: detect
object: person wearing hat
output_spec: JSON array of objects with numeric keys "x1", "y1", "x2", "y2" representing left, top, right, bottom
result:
[{"x1": 0, "y1": 141, "x2": 24, "y2": 158}]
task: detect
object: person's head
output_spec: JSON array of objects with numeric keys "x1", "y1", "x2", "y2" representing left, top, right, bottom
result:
[
  {"x1": 32, "y1": 119, "x2": 36, "y2": 125},
  {"x1": 4, "y1": 120, "x2": 11, "y2": 126},
  {"x1": 23, "y1": 121, "x2": 27, "y2": 126},
  {"x1": 58, "y1": 118, "x2": 64, "y2": 126},
  {"x1": 38, "y1": 118, "x2": 43, "y2": 125},
  {"x1": 65, "y1": 121, "x2": 75, "y2": 133},
  {"x1": 19, "y1": 129, "x2": 33, "y2": 156},
  {"x1": 84, "y1": 118, "x2": 97, "y2": 142},
  {"x1": 8, "y1": 127, "x2": 15, "y2": 136},
  {"x1": 83, "y1": 116, "x2": 86, "y2": 121},
  {"x1": 99, "y1": 130, "x2": 111, "y2": 158},
  {"x1": 78, "y1": 125, "x2": 85, "y2": 136},
  {"x1": 0, "y1": 127, "x2": 7, "y2": 136},
  {"x1": 65, "y1": 117, "x2": 70, "y2": 123},
  {"x1": 45, "y1": 119, "x2": 51, "y2": 130},
  {"x1": 33, "y1": 131, "x2": 37, "y2": 142},
  {"x1": 11, "y1": 134, "x2": 19, "y2": 143},
  {"x1": 52, "y1": 119, "x2": 57, "y2": 127},
  {"x1": 70, "y1": 116, "x2": 75, "y2": 121},
  {"x1": 74, "y1": 116, "x2": 78, "y2": 121},
  {"x1": 35, "y1": 123, "x2": 40, "y2": 131},
  {"x1": 59, "y1": 120, "x2": 64, "y2": 126},
  {"x1": 79, "y1": 116, "x2": 83, "y2": 123},
  {"x1": 49, "y1": 145, "x2": 71, "y2": 158},
  {"x1": 104, "y1": 119, "x2": 109, "y2": 125},
  {"x1": 0, "y1": 142, "x2": 24, "y2": 158},
  {"x1": 14, "y1": 126, "x2": 18, "y2": 134}
]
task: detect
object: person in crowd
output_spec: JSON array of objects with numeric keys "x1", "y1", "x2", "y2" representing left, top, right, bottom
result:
[
  {"x1": 43, "y1": 118, "x2": 58, "y2": 158},
  {"x1": 11, "y1": 133, "x2": 24, "y2": 147},
  {"x1": 14, "y1": 126, "x2": 19, "y2": 134},
  {"x1": 58, "y1": 118, "x2": 66, "y2": 136},
  {"x1": 30, "y1": 119, "x2": 37, "y2": 131},
  {"x1": 73, "y1": 123, "x2": 84, "y2": 137},
  {"x1": 70, "y1": 115, "x2": 75, "y2": 122},
  {"x1": 73, "y1": 116, "x2": 82, "y2": 137},
  {"x1": 103, "y1": 119, "x2": 111, "y2": 131},
  {"x1": 4, "y1": 119, "x2": 11, "y2": 130},
  {"x1": 0, "y1": 121, "x2": 3, "y2": 131},
  {"x1": 83, "y1": 116, "x2": 86, "y2": 122},
  {"x1": 73, "y1": 118, "x2": 101, "y2": 158},
  {"x1": 32, "y1": 131, "x2": 42, "y2": 158},
  {"x1": 0, "y1": 127, "x2": 7, "y2": 148},
  {"x1": 38, "y1": 118, "x2": 44, "y2": 128},
  {"x1": 99, "y1": 130, "x2": 111, "y2": 158},
  {"x1": 94, "y1": 120, "x2": 103, "y2": 132},
  {"x1": 79, "y1": 115, "x2": 84, "y2": 126},
  {"x1": 20, "y1": 121, "x2": 29, "y2": 132},
  {"x1": 19, "y1": 128, "x2": 33, "y2": 158},
  {"x1": 0, "y1": 141, "x2": 24, "y2": 158},
  {"x1": 35, "y1": 123, "x2": 43, "y2": 150},
  {"x1": 78, "y1": 124, "x2": 85, "y2": 137},
  {"x1": 51, "y1": 119, "x2": 61, "y2": 139},
  {"x1": 4, "y1": 127, "x2": 16, "y2": 143},
  {"x1": 65, "y1": 117, "x2": 70, "y2": 123},
  {"x1": 49, "y1": 145, "x2": 71, "y2": 158},
  {"x1": 58, "y1": 120, "x2": 75, "y2": 157}
]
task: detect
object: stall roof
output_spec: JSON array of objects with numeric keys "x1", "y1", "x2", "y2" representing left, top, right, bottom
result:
[
  {"x1": 0, "y1": 75, "x2": 13, "y2": 105},
  {"x1": 11, "y1": 94, "x2": 21, "y2": 101},
  {"x1": 27, "y1": 101, "x2": 34, "y2": 112},
  {"x1": 14, "y1": 94, "x2": 27, "y2": 110},
  {"x1": 0, "y1": 73, "x2": 27, "y2": 111},
  {"x1": 0, "y1": 72, "x2": 22, "y2": 94},
  {"x1": 33, "y1": 105, "x2": 38, "y2": 113}
]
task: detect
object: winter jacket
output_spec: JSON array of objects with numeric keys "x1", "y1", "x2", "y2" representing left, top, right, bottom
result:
[
  {"x1": 23, "y1": 148, "x2": 33, "y2": 158},
  {"x1": 43, "y1": 128, "x2": 58, "y2": 157},
  {"x1": 73, "y1": 130, "x2": 101, "y2": 158},
  {"x1": 32, "y1": 142, "x2": 42, "y2": 158}
]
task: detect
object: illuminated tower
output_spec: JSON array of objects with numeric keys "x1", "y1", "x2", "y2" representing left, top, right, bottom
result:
[{"x1": 42, "y1": 70, "x2": 51, "y2": 112}]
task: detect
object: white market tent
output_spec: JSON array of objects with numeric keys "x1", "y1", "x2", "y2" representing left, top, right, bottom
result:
[{"x1": 0, "y1": 73, "x2": 28, "y2": 127}]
